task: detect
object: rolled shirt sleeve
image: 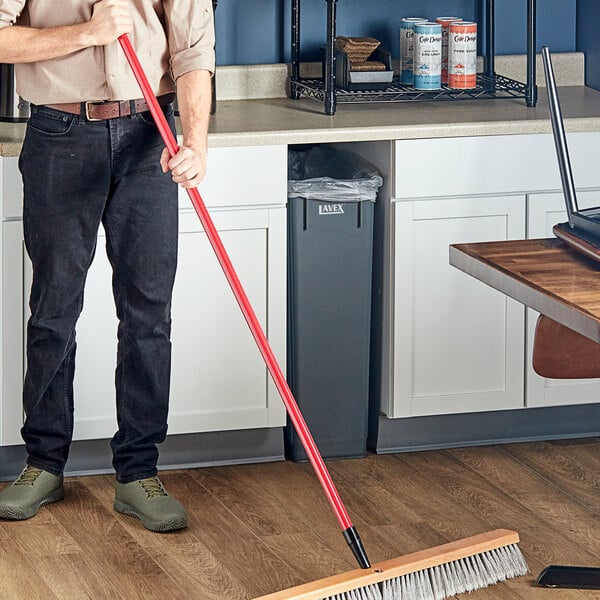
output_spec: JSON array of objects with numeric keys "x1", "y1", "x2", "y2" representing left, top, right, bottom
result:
[
  {"x1": 0, "y1": 0, "x2": 26, "y2": 28},
  {"x1": 164, "y1": 0, "x2": 216, "y2": 80}
]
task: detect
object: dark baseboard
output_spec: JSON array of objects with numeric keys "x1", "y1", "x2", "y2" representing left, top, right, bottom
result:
[
  {"x1": 369, "y1": 403, "x2": 600, "y2": 453},
  {"x1": 4, "y1": 404, "x2": 598, "y2": 482},
  {"x1": 0, "y1": 427, "x2": 285, "y2": 481}
]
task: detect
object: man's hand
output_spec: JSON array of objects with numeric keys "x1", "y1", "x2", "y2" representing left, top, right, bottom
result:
[
  {"x1": 87, "y1": 0, "x2": 133, "y2": 46},
  {"x1": 160, "y1": 145, "x2": 207, "y2": 189}
]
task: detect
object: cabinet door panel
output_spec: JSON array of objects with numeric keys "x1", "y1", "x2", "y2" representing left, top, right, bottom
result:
[
  {"x1": 172, "y1": 228, "x2": 266, "y2": 414},
  {"x1": 2, "y1": 157, "x2": 23, "y2": 219},
  {"x1": 2, "y1": 221, "x2": 26, "y2": 445},
  {"x1": 390, "y1": 196, "x2": 525, "y2": 418},
  {"x1": 168, "y1": 209, "x2": 286, "y2": 432},
  {"x1": 526, "y1": 190, "x2": 600, "y2": 407}
]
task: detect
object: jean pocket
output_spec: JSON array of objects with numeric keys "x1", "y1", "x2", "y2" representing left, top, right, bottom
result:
[
  {"x1": 135, "y1": 103, "x2": 174, "y2": 127},
  {"x1": 28, "y1": 109, "x2": 76, "y2": 136}
]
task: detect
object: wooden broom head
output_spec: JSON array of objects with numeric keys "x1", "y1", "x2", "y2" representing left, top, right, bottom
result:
[{"x1": 254, "y1": 529, "x2": 523, "y2": 600}]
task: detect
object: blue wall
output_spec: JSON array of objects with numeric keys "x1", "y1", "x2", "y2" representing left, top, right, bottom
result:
[
  {"x1": 576, "y1": 0, "x2": 600, "y2": 90},
  {"x1": 215, "y1": 0, "x2": 576, "y2": 66}
]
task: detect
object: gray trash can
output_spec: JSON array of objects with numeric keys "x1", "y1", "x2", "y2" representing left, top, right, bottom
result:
[{"x1": 286, "y1": 146, "x2": 383, "y2": 461}]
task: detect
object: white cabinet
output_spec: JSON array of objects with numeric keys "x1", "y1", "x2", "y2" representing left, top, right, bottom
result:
[
  {"x1": 0, "y1": 145, "x2": 288, "y2": 446},
  {"x1": 368, "y1": 132, "x2": 600, "y2": 420},
  {"x1": 388, "y1": 196, "x2": 525, "y2": 418},
  {"x1": 526, "y1": 189, "x2": 600, "y2": 407}
]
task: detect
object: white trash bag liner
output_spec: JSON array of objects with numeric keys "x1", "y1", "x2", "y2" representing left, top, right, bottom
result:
[{"x1": 288, "y1": 146, "x2": 383, "y2": 203}]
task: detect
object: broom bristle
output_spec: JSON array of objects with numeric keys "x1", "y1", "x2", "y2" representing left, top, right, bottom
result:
[
  {"x1": 255, "y1": 530, "x2": 529, "y2": 600},
  {"x1": 370, "y1": 544, "x2": 529, "y2": 600},
  {"x1": 329, "y1": 543, "x2": 528, "y2": 600}
]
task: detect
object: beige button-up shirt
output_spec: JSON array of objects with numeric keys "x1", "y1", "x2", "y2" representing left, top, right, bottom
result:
[{"x1": 0, "y1": 0, "x2": 215, "y2": 105}]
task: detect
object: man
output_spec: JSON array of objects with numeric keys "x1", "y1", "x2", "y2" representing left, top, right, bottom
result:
[{"x1": 0, "y1": 0, "x2": 215, "y2": 532}]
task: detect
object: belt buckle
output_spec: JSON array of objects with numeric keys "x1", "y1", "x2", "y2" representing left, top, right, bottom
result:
[{"x1": 84, "y1": 101, "x2": 106, "y2": 121}]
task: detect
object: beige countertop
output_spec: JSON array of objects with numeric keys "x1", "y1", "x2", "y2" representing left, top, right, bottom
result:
[
  {"x1": 2, "y1": 85, "x2": 600, "y2": 155},
  {"x1": 207, "y1": 85, "x2": 600, "y2": 147}
]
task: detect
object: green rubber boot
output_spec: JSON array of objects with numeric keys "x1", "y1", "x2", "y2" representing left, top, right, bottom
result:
[
  {"x1": 0, "y1": 466, "x2": 64, "y2": 520},
  {"x1": 114, "y1": 476, "x2": 187, "y2": 532}
]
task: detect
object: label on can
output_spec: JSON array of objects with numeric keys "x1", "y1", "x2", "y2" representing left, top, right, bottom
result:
[
  {"x1": 413, "y1": 22, "x2": 442, "y2": 90},
  {"x1": 400, "y1": 18, "x2": 426, "y2": 84},
  {"x1": 448, "y1": 21, "x2": 477, "y2": 89},
  {"x1": 436, "y1": 17, "x2": 462, "y2": 84}
]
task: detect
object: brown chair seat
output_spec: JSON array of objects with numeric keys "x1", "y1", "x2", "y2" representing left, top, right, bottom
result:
[{"x1": 533, "y1": 315, "x2": 600, "y2": 379}]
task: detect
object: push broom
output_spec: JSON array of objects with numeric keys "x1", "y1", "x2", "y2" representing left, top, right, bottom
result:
[{"x1": 118, "y1": 33, "x2": 529, "y2": 600}]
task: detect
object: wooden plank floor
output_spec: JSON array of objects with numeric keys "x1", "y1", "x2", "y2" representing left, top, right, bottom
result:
[{"x1": 1, "y1": 438, "x2": 600, "y2": 599}]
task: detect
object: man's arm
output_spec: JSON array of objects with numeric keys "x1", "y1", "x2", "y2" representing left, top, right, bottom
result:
[
  {"x1": 160, "y1": 69, "x2": 212, "y2": 188},
  {"x1": 0, "y1": 0, "x2": 131, "y2": 63}
]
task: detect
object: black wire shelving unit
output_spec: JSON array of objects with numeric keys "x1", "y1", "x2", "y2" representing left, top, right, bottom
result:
[{"x1": 290, "y1": 0, "x2": 538, "y2": 115}]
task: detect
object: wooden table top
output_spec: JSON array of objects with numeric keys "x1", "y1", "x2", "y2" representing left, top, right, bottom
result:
[{"x1": 449, "y1": 238, "x2": 600, "y2": 343}]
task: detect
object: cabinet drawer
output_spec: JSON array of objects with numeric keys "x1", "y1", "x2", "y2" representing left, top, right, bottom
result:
[
  {"x1": 1, "y1": 145, "x2": 287, "y2": 219},
  {"x1": 179, "y1": 144, "x2": 287, "y2": 210},
  {"x1": 394, "y1": 133, "x2": 600, "y2": 199},
  {"x1": 2, "y1": 157, "x2": 23, "y2": 219}
]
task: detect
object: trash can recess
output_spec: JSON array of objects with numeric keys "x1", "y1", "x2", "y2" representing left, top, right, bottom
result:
[{"x1": 285, "y1": 146, "x2": 383, "y2": 461}]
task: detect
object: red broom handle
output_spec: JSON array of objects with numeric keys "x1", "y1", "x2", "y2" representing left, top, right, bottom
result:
[{"x1": 117, "y1": 35, "x2": 356, "y2": 534}]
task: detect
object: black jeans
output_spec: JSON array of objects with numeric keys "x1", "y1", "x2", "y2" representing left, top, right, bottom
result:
[{"x1": 19, "y1": 104, "x2": 178, "y2": 483}]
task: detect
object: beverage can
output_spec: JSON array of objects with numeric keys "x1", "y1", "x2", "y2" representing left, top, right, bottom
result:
[
  {"x1": 413, "y1": 22, "x2": 442, "y2": 90},
  {"x1": 448, "y1": 21, "x2": 477, "y2": 89},
  {"x1": 400, "y1": 18, "x2": 426, "y2": 84},
  {"x1": 436, "y1": 17, "x2": 462, "y2": 84}
]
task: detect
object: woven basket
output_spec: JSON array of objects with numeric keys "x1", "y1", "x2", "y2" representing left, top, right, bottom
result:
[
  {"x1": 335, "y1": 36, "x2": 381, "y2": 62},
  {"x1": 350, "y1": 60, "x2": 387, "y2": 72}
]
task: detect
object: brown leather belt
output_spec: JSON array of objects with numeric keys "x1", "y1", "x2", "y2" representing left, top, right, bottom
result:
[{"x1": 44, "y1": 93, "x2": 176, "y2": 121}]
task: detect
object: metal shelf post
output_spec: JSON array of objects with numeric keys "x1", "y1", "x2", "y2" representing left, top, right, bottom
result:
[
  {"x1": 291, "y1": 0, "x2": 301, "y2": 99},
  {"x1": 527, "y1": 0, "x2": 538, "y2": 107},
  {"x1": 324, "y1": 0, "x2": 338, "y2": 115},
  {"x1": 484, "y1": 0, "x2": 495, "y2": 76}
]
